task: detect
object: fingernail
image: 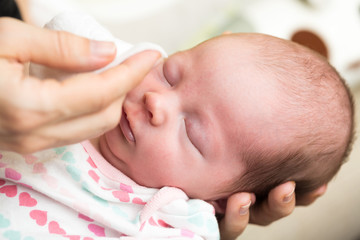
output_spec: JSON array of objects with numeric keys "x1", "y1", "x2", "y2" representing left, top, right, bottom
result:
[
  {"x1": 90, "y1": 40, "x2": 116, "y2": 58},
  {"x1": 239, "y1": 201, "x2": 251, "y2": 215},
  {"x1": 283, "y1": 183, "x2": 296, "y2": 203}
]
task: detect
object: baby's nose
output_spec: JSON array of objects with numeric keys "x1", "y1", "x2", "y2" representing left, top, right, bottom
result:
[{"x1": 143, "y1": 92, "x2": 166, "y2": 126}]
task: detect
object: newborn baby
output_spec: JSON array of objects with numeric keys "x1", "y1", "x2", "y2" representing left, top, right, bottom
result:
[{"x1": 0, "y1": 11, "x2": 354, "y2": 239}]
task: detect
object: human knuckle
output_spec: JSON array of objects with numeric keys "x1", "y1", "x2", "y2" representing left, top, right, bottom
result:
[
  {"x1": 54, "y1": 31, "x2": 72, "y2": 61},
  {"x1": 1, "y1": 95, "x2": 47, "y2": 134},
  {"x1": 10, "y1": 137, "x2": 35, "y2": 154},
  {"x1": 54, "y1": 31, "x2": 90, "y2": 64},
  {"x1": 3, "y1": 112, "x2": 35, "y2": 134}
]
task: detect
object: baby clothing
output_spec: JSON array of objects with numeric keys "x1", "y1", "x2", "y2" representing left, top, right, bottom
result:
[{"x1": 0, "y1": 142, "x2": 219, "y2": 239}]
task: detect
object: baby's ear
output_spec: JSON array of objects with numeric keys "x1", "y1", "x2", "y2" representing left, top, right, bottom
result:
[{"x1": 207, "y1": 198, "x2": 228, "y2": 214}]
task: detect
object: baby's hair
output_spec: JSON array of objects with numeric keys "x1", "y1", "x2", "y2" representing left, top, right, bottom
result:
[{"x1": 227, "y1": 34, "x2": 355, "y2": 201}]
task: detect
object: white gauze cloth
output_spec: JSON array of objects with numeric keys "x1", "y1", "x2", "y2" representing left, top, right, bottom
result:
[{"x1": 30, "y1": 11, "x2": 167, "y2": 79}]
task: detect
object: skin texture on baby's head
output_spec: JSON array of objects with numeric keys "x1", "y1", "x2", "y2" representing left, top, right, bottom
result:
[
  {"x1": 225, "y1": 34, "x2": 354, "y2": 201},
  {"x1": 96, "y1": 33, "x2": 354, "y2": 203}
]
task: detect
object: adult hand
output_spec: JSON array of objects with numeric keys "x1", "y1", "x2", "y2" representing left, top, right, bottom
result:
[
  {"x1": 0, "y1": 17, "x2": 160, "y2": 153},
  {"x1": 219, "y1": 182, "x2": 327, "y2": 240}
]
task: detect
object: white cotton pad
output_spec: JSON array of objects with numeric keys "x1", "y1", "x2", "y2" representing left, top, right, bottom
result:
[{"x1": 30, "y1": 11, "x2": 167, "y2": 79}]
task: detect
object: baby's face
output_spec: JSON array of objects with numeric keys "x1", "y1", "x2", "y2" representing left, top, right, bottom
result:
[{"x1": 98, "y1": 35, "x2": 280, "y2": 200}]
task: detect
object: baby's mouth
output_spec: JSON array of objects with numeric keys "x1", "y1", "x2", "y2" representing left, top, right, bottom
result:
[{"x1": 119, "y1": 108, "x2": 135, "y2": 143}]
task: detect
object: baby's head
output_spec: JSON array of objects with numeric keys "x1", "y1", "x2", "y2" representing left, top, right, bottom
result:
[
  {"x1": 100, "y1": 33, "x2": 354, "y2": 204},
  {"x1": 220, "y1": 34, "x2": 354, "y2": 201}
]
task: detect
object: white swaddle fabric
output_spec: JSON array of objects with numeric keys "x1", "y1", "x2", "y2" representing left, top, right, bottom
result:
[{"x1": 30, "y1": 11, "x2": 167, "y2": 79}]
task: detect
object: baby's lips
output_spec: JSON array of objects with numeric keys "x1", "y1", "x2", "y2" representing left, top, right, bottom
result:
[{"x1": 120, "y1": 107, "x2": 136, "y2": 143}]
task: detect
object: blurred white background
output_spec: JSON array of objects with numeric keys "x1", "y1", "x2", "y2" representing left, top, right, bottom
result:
[
  {"x1": 24, "y1": 0, "x2": 360, "y2": 87},
  {"x1": 20, "y1": 0, "x2": 360, "y2": 239}
]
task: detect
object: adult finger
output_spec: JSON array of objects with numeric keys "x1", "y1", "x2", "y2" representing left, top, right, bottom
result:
[
  {"x1": 1, "y1": 97, "x2": 124, "y2": 153},
  {"x1": 0, "y1": 17, "x2": 115, "y2": 71},
  {"x1": 0, "y1": 50, "x2": 160, "y2": 136},
  {"x1": 296, "y1": 184, "x2": 327, "y2": 206},
  {"x1": 49, "y1": 50, "x2": 161, "y2": 119},
  {"x1": 219, "y1": 193, "x2": 253, "y2": 240},
  {"x1": 249, "y1": 181, "x2": 296, "y2": 226}
]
